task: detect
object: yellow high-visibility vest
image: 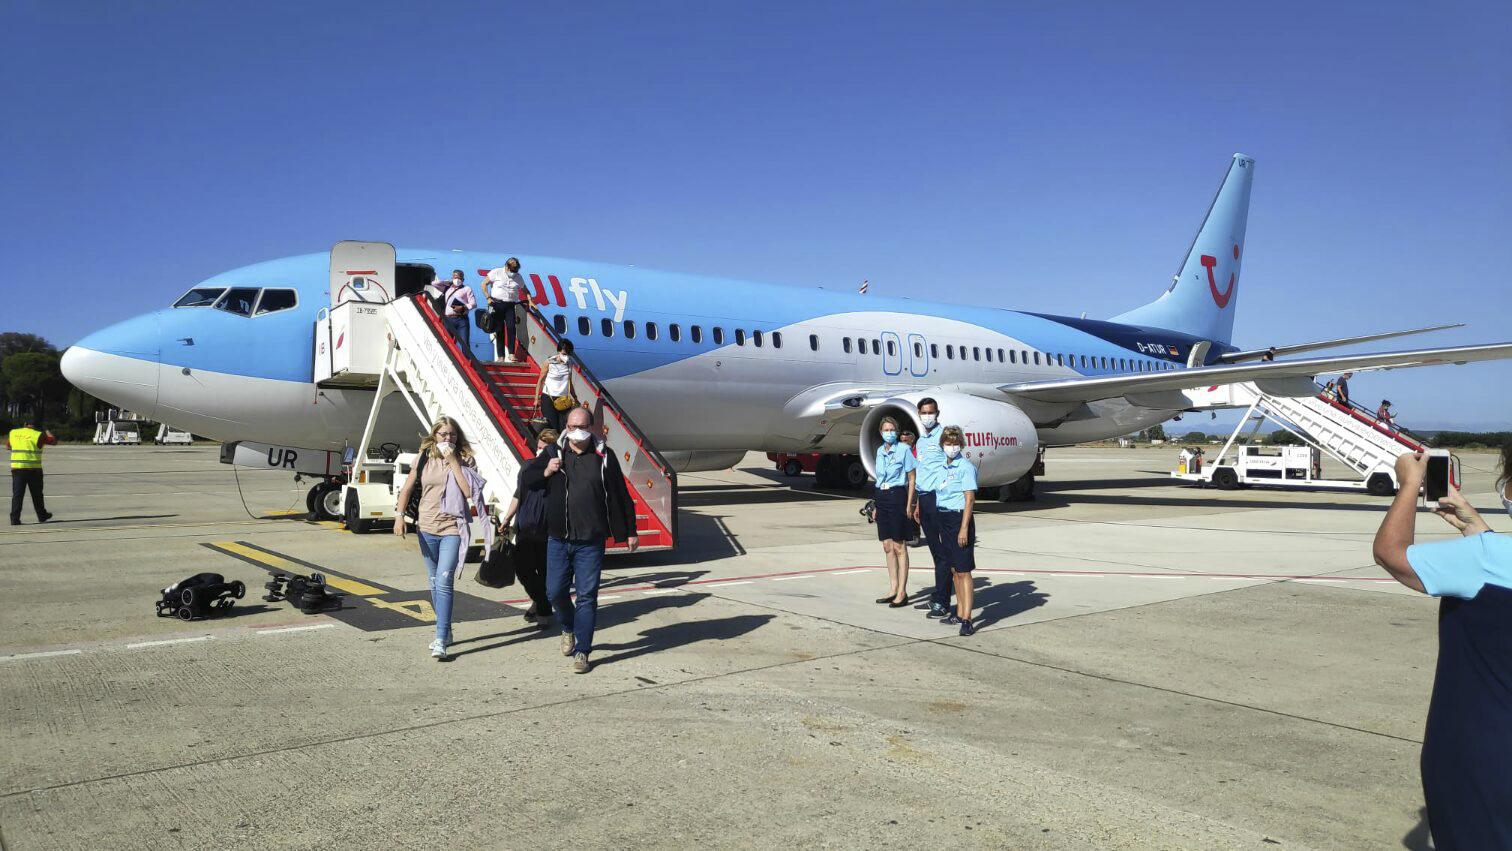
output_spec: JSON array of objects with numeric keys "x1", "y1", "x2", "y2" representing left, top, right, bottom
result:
[{"x1": 8, "y1": 428, "x2": 44, "y2": 470}]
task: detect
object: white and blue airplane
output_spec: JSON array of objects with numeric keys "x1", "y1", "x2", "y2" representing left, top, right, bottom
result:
[{"x1": 61, "y1": 154, "x2": 1511, "y2": 505}]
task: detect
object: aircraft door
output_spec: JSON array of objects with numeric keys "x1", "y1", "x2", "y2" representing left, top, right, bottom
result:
[
  {"x1": 906, "y1": 333, "x2": 929, "y2": 377},
  {"x1": 880, "y1": 331, "x2": 903, "y2": 376},
  {"x1": 329, "y1": 241, "x2": 397, "y2": 306}
]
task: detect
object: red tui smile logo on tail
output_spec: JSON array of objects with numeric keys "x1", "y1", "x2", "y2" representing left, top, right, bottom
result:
[{"x1": 1200, "y1": 243, "x2": 1240, "y2": 308}]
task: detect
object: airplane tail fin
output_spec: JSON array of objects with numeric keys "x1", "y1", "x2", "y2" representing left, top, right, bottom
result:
[{"x1": 1112, "y1": 154, "x2": 1254, "y2": 344}]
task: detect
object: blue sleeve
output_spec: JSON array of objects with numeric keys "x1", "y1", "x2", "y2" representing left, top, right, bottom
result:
[
  {"x1": 902, "y1": 452, "x2": 917, "y2": 474},
  {"x1": 962, "y1": 461, "x2": 978, "y2": 492},
  {"x1": 1407, "y1": 535, "x2": 1490, "y2": 600}
]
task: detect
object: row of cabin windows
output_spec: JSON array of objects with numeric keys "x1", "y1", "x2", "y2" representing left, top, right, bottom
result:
[
  {"x1": 552, "y1": 315, "x2": 786, "y2": 349},
  {"x1": 547, "y1": 314, "x2": 1179, "y2": 372}
]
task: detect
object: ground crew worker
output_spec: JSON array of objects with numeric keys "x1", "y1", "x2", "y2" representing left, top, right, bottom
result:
[
  {"x1": 934, "y1": 426, "x2": 979, "y2": 636},
  {"x1": 910, "y1": 398, "x2": 951, "y2": 618},
  {"x1": 7, "y1": 417, "x2": 56, "y2": 525},
  {"x1": 871, "y1": 416, "x2": 916, "y2": 608}
]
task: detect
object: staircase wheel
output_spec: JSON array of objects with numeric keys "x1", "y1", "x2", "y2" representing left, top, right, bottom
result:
[
  {"x1": 1366, "y1": 473, "x2": 1396, "y2": 497},
  {"x1": 783, "y1": 459, "x2": 803, "y2": 477},
  {"x1": 1212, "y1": 468, "x2": 1239, "y2": 490}
]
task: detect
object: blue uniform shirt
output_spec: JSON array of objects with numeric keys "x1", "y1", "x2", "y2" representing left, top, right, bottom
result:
[
  {"x1": 915, "y1": 423, "x2": 946, "y2": 492},
  {"x1": 873, "y1": 443, "x2": 917, "y2": 488},
  {"x1": 934, "y1": 456, "x2": 978, "y2": 511},
  {"x1": 1408, "y1": 532, "x2": 1512, "y2": 599}
]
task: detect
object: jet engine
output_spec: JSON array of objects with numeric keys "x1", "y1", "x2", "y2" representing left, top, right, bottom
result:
[{"x1": 859, "y1": 391, "x2": 1040, "y2": 486}]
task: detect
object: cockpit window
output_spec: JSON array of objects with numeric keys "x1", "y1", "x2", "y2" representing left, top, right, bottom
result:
[
  {"x1": 254, "y1": 289, "x2": 298, "y2": 316},
  {"x1": 173, "y1": 287, "x2": 226, "y2": 308},
  {"x1": 214, "y1": 287, "x2": 260, "y2": 317}
]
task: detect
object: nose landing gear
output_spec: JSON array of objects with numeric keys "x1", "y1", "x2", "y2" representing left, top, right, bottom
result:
[{"x1": 305, "y1": 480, "x2": 343, "y2": 521}]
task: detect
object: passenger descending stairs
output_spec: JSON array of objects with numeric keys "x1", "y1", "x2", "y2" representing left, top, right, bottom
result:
[
  {"x1": 382, "y1": 294, "x2": 676, "y2": 552},
  {"x1": 1200, "y1": 382, "x2": 1425, "y2": 489}
]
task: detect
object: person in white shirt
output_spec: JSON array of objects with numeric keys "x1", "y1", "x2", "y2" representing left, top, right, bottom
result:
[
  {"x1": 535, "y1": 339, "x2": 576, "y2": 432},
  {"x1": 485, "y1": 257, "x2": 529, "y2": 363}
]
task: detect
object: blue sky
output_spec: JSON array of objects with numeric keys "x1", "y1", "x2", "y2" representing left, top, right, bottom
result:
[{"x1": 3, "y1": 1, "x2": 1508, "y2": 428}]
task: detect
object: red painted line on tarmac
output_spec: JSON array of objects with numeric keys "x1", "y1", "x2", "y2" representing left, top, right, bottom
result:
[{"x1": 494, "y1": 564, "x2": 1393, "y2": 603}]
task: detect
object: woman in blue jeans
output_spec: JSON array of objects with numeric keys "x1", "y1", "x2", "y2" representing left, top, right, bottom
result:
[{"x1": 393, "y1": 416, "x2": 477, "y2": 660}]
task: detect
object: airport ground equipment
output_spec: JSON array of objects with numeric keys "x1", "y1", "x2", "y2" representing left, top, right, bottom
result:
[
  {"x1": 154, "y1": 423, "x2": 193, "y2": 444},
  {"x1": 314, "y1": 241, "x2": 677, "y2": 553},
  {"x1": 93, "y1": 409, "x2": 144, "y2": 445},
  {"x1": 155, "y1": 573, "x2": 246, "y2": 620},
  {"x1": 262, "y1": 571, "x2": 343, "y2": 614},
  {"x1": 1172, "y1": 382, "x2": 1426, "y2": 494}
]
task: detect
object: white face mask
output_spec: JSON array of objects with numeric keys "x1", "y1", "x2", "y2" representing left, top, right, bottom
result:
[
  {"x1": 435, "y1": 441, "x2": 455, "y2": 458},
  {"x1": 564, "y1": 428, "x2": 592, "y2": 443},
  {"x1": 920, "y1": 413, "x2": 938, "y2": 429},
  {"x1": 943, "y1": 445, "x2": 961, "y2": 459},
  {"x1": 1503, "y1": 494, "x2": 1512, "y2": 518}
]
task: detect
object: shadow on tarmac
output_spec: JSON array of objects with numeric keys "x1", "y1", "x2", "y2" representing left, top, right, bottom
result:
[
  {"x1": 447, "y1": 591, "x2": 712, "y2": 658},
  {"x1": 971, "y1": 579, "x2": 1049, "y2": 629},
  {"x1": 591, "y1": 612, "x2": 776, "y2": 667},
  {"x1": 1401, "y1": 807, "x2": 1431, "y2": 850},
  {"x1": 14, "y1": 514, "x2": 180, "y2": 525}
]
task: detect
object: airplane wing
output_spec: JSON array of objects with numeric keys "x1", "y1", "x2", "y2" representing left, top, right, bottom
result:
[
  {"x1": 999, "y1": 342, "x2": 1512, "y2": 404},
  {"x1": 1215, "y1": 323, "x2": 1464, "y2": 363}
]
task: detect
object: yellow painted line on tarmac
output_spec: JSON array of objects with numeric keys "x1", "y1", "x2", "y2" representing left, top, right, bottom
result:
[{"x1": 212, "y1": 541, "x2": 385, "y2": 596}]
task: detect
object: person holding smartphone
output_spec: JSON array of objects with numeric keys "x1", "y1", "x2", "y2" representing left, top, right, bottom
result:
[{"x1": 1372, "y1": 451, "x2": 1512, "y2": 849}]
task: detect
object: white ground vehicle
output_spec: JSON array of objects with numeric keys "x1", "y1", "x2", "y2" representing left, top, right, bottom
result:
[
  {"x1": 340, "y1": 446, "x2": 487, "y2": 558},
  {"x1": 154, "y1": 423, "x2": 194, "y2": 444},
  {"x1": 93, "y1": 410, "x2": 143, "y2": 445}
]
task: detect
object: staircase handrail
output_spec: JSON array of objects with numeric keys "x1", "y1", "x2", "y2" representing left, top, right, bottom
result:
[
  {"x1": 518, "y1": 303, "x2": 678, "y2": 489},
  {"x1": 409, "y1": 294, "x2": 537, "y2": 457},
  {"x1": 1313, "y1": 389, "x2": 1425, "y2": 452}
]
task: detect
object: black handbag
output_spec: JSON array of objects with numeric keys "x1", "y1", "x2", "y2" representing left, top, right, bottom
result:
[
  {"x1": 474, "y1": 307, "x2": 498, "y2": 334},
  {"x1": 475, "y1": 535, "x2": 518, "y2": 588}
]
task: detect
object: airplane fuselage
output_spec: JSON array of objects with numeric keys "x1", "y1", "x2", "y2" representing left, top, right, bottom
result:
[{"x1": 64, "y1": 249, "x2": 1223, "y2": 466}]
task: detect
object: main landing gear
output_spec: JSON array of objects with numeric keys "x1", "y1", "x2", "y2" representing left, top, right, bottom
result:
[{"x1": 815, "y1": 454, "x2": 869, "y2": 490}]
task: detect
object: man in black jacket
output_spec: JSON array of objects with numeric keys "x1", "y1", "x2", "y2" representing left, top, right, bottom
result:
[{"x1": 519, "y1": 407, "x2": 637, "y2": 673}]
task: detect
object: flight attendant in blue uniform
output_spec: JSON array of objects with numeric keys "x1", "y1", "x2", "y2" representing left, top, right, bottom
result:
[
  {"x1": 1372, "y1": 452, "x2": 1512, "y2": 850},
  {"x1": 910, "y1": 398, "x2": 952, "y2": 618},
  {"x1": 934, "y1": 426, "x2": 979, "y2": 636},
  {"x1": 872, "y1": 416, "x2": 917, "y2": 607}
]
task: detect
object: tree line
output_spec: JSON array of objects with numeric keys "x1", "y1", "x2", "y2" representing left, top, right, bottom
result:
[{"x1": 0, "y1": 332, "x2": 100, "y2": 440}]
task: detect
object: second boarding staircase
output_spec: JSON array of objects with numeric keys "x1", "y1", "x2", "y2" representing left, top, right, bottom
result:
[
  {"x1": 1192, "y1": 381, "x2": 1425, "y2": 484},
  {"x1": 368, "y1": 294, "x2": 677, "y2": 552}
]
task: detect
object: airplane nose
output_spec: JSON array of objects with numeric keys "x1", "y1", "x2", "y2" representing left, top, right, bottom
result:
[{"x1": 62, "y1": 312, "x2": 162, "y2": 418}]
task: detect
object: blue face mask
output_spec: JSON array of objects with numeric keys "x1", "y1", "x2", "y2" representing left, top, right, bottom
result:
[{"x1": 881, "y1": 431, "x2": 898, "y2": 445}]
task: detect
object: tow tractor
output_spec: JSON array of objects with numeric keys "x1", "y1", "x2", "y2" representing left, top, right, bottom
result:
[{"x1": 339, "y1": 443, "x2": 488, "y2": 559}]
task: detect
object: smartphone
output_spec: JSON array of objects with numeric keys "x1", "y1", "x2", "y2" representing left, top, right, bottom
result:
[{"x1": 1423, "y1": 450, "x2": 1459, "y2": 507}]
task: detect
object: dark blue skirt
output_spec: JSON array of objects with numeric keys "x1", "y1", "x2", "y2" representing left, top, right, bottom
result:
[{"x1": 1422, "y1": 583, "x2": 1512, "y2": 849}]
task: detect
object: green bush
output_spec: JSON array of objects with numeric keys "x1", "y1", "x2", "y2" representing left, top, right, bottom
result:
[
  {"x1": 1429, "y1": 431, "x2": 1512, "y2": 449},
  {"x1": 1267, "y1": 430, "x2": 1304, "y2": 446}
]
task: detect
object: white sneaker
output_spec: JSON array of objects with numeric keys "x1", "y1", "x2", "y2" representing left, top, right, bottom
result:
[
  {"x1": 429, "y1": 639, "x2": 447, "y2": 659},
  {"x1": 560, "y1": 633, "x2": 576, "y2": 657},
  {"x1": 503, "y1": 355, "x2": 517, "y2": 364}
]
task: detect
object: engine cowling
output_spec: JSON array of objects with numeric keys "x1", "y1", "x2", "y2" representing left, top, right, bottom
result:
[
  {"x1": 859, "y1": 391, "x2": 1040, "y2": 486},
  {"x1": 661, "y1": 450, "x2": 747, "y2": 473}
]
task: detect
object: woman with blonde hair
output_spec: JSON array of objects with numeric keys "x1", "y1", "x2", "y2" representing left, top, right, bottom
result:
[
  {"x1": 394, "y1": 416, "x2": 487, "y2": 659},
  {"x1": 871, "y1": 415, "x2": 916, "y2": 607}
]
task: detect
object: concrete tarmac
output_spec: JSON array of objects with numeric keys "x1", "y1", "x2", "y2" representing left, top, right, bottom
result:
[{"x1": 3, "y1": 444, "x2": 1506, "y2": 849}]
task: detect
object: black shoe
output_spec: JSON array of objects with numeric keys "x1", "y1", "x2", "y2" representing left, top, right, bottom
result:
[
  {"x1": 874, "y1": 596, "x2": 894, "y2": 605},
  {"x1": 959, "y1": 619, "x2": 976, "y2": 636},
  {"x1": 888, "y1": 597, "x2": 909, "y2": 608},
  {"x1": 926, "y1": 603, "x2": 949, "y2": 619},
  {"x1": 8, "y1": 519, "x2": 19, "y2": 526},
  {"x1": 942, "y1": 613, "x2": 961, "y2": 626},
  {"x1": 38, "y1": 512, "x2": 52, "y2": 523}
]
